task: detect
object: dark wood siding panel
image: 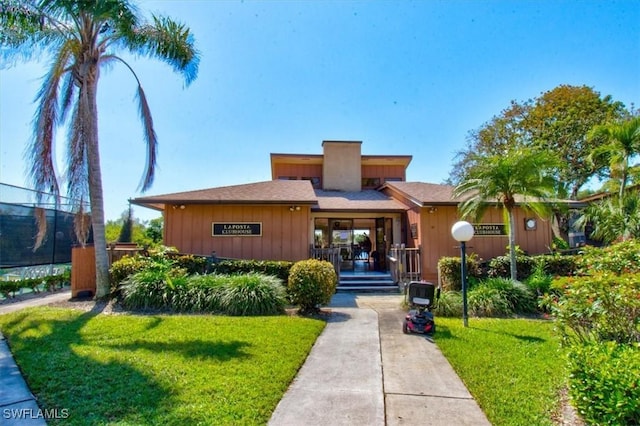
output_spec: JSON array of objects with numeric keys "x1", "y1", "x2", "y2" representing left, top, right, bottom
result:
[
  {"x1": 273, "y1": 164, "x2": 322, "y2": 182},
  {"x1": 362, "y1": 165, "x2": 406, "y2": 183},
  {"x1": 406, "y1": 207, "x2": 421, "y2": 249}
]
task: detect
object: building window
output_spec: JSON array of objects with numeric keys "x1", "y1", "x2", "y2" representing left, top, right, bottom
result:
[
  {"x1": 362, "y1": 177, "x2": 381, "y2": 188},
  {"x1": 278, "y1": 176, "x2": 297, "y2": 180},
  {"x1": 384, "y1": 177, "x2": 403, "y2": 182},
  {"x1": 302, "y1": 177, "x2": 321, "y2": 188}
]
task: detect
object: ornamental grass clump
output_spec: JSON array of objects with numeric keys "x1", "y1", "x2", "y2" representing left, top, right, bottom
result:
[
  {"x1": 288, "y1": 259, "x2": 337, "y2": 313},
  {"x1": 469, "y1": 278, "x2": 537, "y2": 317},
  {"x1": 120, "y1": 261, "x2": 188, "y2": 310},
  {"x1": 171, "y1": 274, "x2": 227, "y2": 313},
  {"x1": 218, "y1": 273, "x2": 286, "y2": 316}
]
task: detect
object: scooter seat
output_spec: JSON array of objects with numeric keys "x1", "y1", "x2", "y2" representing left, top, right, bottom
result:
[{"x1": 413, "y1": 297, "x2": 430, "y2": 305}]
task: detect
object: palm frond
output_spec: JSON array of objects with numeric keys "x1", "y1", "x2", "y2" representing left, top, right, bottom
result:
[
  {"x1": 0, "y1": 0, "x2": 69, "y2": 65},
  {"x1": 65, "y1": 100, "x2": 89, "y2": 204},
  {"x1": 136, "y1": 83, "x2": 157, "y2": 192},
  {"x1": 25, "y1": 44, "x2": 73, "y2": 198},
  {"x1": 0, "y1": 0, "x2": 43, "y2": 48},
  {"x1": 127, "y1": 14, "x2": 199, "y2": 86},
  {"x1": 73, "y1": 201, "x2": 91, "y2": 247},
  {"x1": 32, "y1": 206, "x2": 47, "y2": 250},
  {"x1": 58, "y1": 62, "x2": 76, "y2": 122}
]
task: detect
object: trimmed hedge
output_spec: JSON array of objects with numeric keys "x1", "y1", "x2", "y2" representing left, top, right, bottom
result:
[
  {"x1": 0, "y1": 270, "x2": 70, "y2": 298},
  {"x1": 208, "y1": 259, "x2": 294, "y2": 283},
  {"x1": 487, "y1": 255, "x2": 536, "y2": 280},
  {"x1": 438, "y1": 253, "x2": 578, "y2": 288},
  {"x1": 533, "y1": 254, "x2": 578, "y2": 277},
  {"x1": 438, "y1": 255, "x2": 483, "y2": 291}
]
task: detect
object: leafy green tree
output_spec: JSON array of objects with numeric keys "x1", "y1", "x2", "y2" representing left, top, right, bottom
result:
[
  {"x1": 145, "y1": 217, "x2": 163, "y2": 245},
  {"x1": 453, "y1": 147, "x2": 558, "y2": 280},
  {"x1": 104, "y1": 219, "x2": 121, "y2": 243},
  {"x1": 589, "y1": 117, "x2": 640, "y2": 201},
  {"x1": 525, "y1": 85, "x2": 627, "y2": 199},
  {"x1": 1, "y1": 1, "x2": 199, "y2": 297},
  {"x1": 450, "y1": 85, "x2": 627, "y2": 199},
  {"x1": 449, "y1": 101, "x2": 530, "y2": 185},
  {"x1": 105, "y1": 209, "x2": 158, "y2": 246}
]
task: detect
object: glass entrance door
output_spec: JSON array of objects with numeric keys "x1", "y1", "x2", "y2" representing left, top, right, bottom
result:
[{"x1": 330, "y1": 219, "x2": 354, "y2": 271}]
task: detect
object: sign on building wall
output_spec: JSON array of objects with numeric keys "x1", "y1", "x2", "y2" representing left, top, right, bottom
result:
[
  {"x1": 212, "y1": 222, "x2": 262, "y2": 237},
  {"x1": 473, "y1": 223, "x2": 507, "y2": 237}
]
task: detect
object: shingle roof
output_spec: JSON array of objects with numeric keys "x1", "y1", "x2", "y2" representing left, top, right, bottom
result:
[
  {"x1": 383, "y1": 181, "x2": 585, "y2": 208},
  {"x1": 382, "y1": 181, "x2": 464, "y2": 205},
  {"x1": 131, "y1": 180, "x2": 317, "y2": 210},
  {"x1": 314, "y1": 190, "x2": 407, "y2": 211}
]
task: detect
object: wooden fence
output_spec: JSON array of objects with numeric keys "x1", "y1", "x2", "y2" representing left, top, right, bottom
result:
[
  {"x1": 388, "y1": 244, "x2": 421, "y2": 285},
  {"x1": 71, "y1": 244, "x2": 142, "y2": 297}
]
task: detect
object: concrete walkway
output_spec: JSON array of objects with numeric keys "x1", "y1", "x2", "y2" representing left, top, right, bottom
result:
[
  {"x1": 0, "y1": 290, "x2": 71, "y2": 315},
  {"x1": 270, "y1": 293, "x2": 490, "y2": 426}
]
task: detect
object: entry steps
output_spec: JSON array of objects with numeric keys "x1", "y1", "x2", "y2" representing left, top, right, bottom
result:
[{"x1": 337, "y1": 272, "x2": 400, "y2": 292}]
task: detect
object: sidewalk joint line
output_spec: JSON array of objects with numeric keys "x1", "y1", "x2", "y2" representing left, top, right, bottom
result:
[
  {"x1": 0, "y1": 396, "x2": 37, "y2": 408},
  {"x1": 385, "y1": 391, "x2": 473, "y2": 400}
]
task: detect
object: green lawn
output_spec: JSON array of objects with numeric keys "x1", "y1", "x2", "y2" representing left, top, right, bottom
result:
[
  {"x1": 1, "y1": 308, "x2": 573, "y2": 425},
  {"x1": 0, "y1": 307, "x2": 325, "y2": 425},
  {"x1": 434, "y1": 317, "x2": 568, "y2": 426}
]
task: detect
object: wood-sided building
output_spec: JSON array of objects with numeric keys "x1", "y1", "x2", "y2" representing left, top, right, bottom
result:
[{"x1": 131, "y1": 141, "x2": 567, "y2": 282}]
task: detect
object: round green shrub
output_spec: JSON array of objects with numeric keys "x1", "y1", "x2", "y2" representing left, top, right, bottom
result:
[
  {"x1": 288, "y1": 259, "x2": 337, "y2": 313},
  {"x1": 487, "y1": 255, "x2": 536, "y2": 281},
  {"x1": 0, "y1": 280, "x2": 22, "y2": 298},
  {"x1": 437, "y1": 254, "x2": 483, "y2": 291}
]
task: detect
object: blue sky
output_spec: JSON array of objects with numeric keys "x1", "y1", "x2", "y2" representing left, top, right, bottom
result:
[{"x1": 1, "y1": 0, "x2": 638, "y2": 222}]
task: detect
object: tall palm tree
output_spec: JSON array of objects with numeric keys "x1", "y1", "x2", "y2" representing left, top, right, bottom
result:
[
  {"x1": 1, "y1": 0, "x2": 199, "y2": 297},
  {"x1": 453, "y1": 147, "x2": 558, "y2": 280},
  {"x1": 589, "y1": 117, "x2": 640, "y2": 201}
]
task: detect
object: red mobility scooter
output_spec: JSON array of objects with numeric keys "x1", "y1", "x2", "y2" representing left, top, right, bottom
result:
[{"x1": 402, "y1": 281, "x2": 439, "y2": 335}]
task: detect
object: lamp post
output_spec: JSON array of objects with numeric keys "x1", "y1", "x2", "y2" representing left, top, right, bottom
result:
[{"x1": 451, "y1": 221, "x2": 475, "y2": 327}]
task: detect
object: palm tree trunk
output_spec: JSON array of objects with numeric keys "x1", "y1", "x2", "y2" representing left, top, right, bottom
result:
[
  {"x1": 619, "y1": 165, "x2": 627, "y2": 206},
  {"x1": 508, "y1": 208, "x2": 517, "y2": 281},
  {"x1": 83, "y1": 74, "x2": 110, "y2": 298}
]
